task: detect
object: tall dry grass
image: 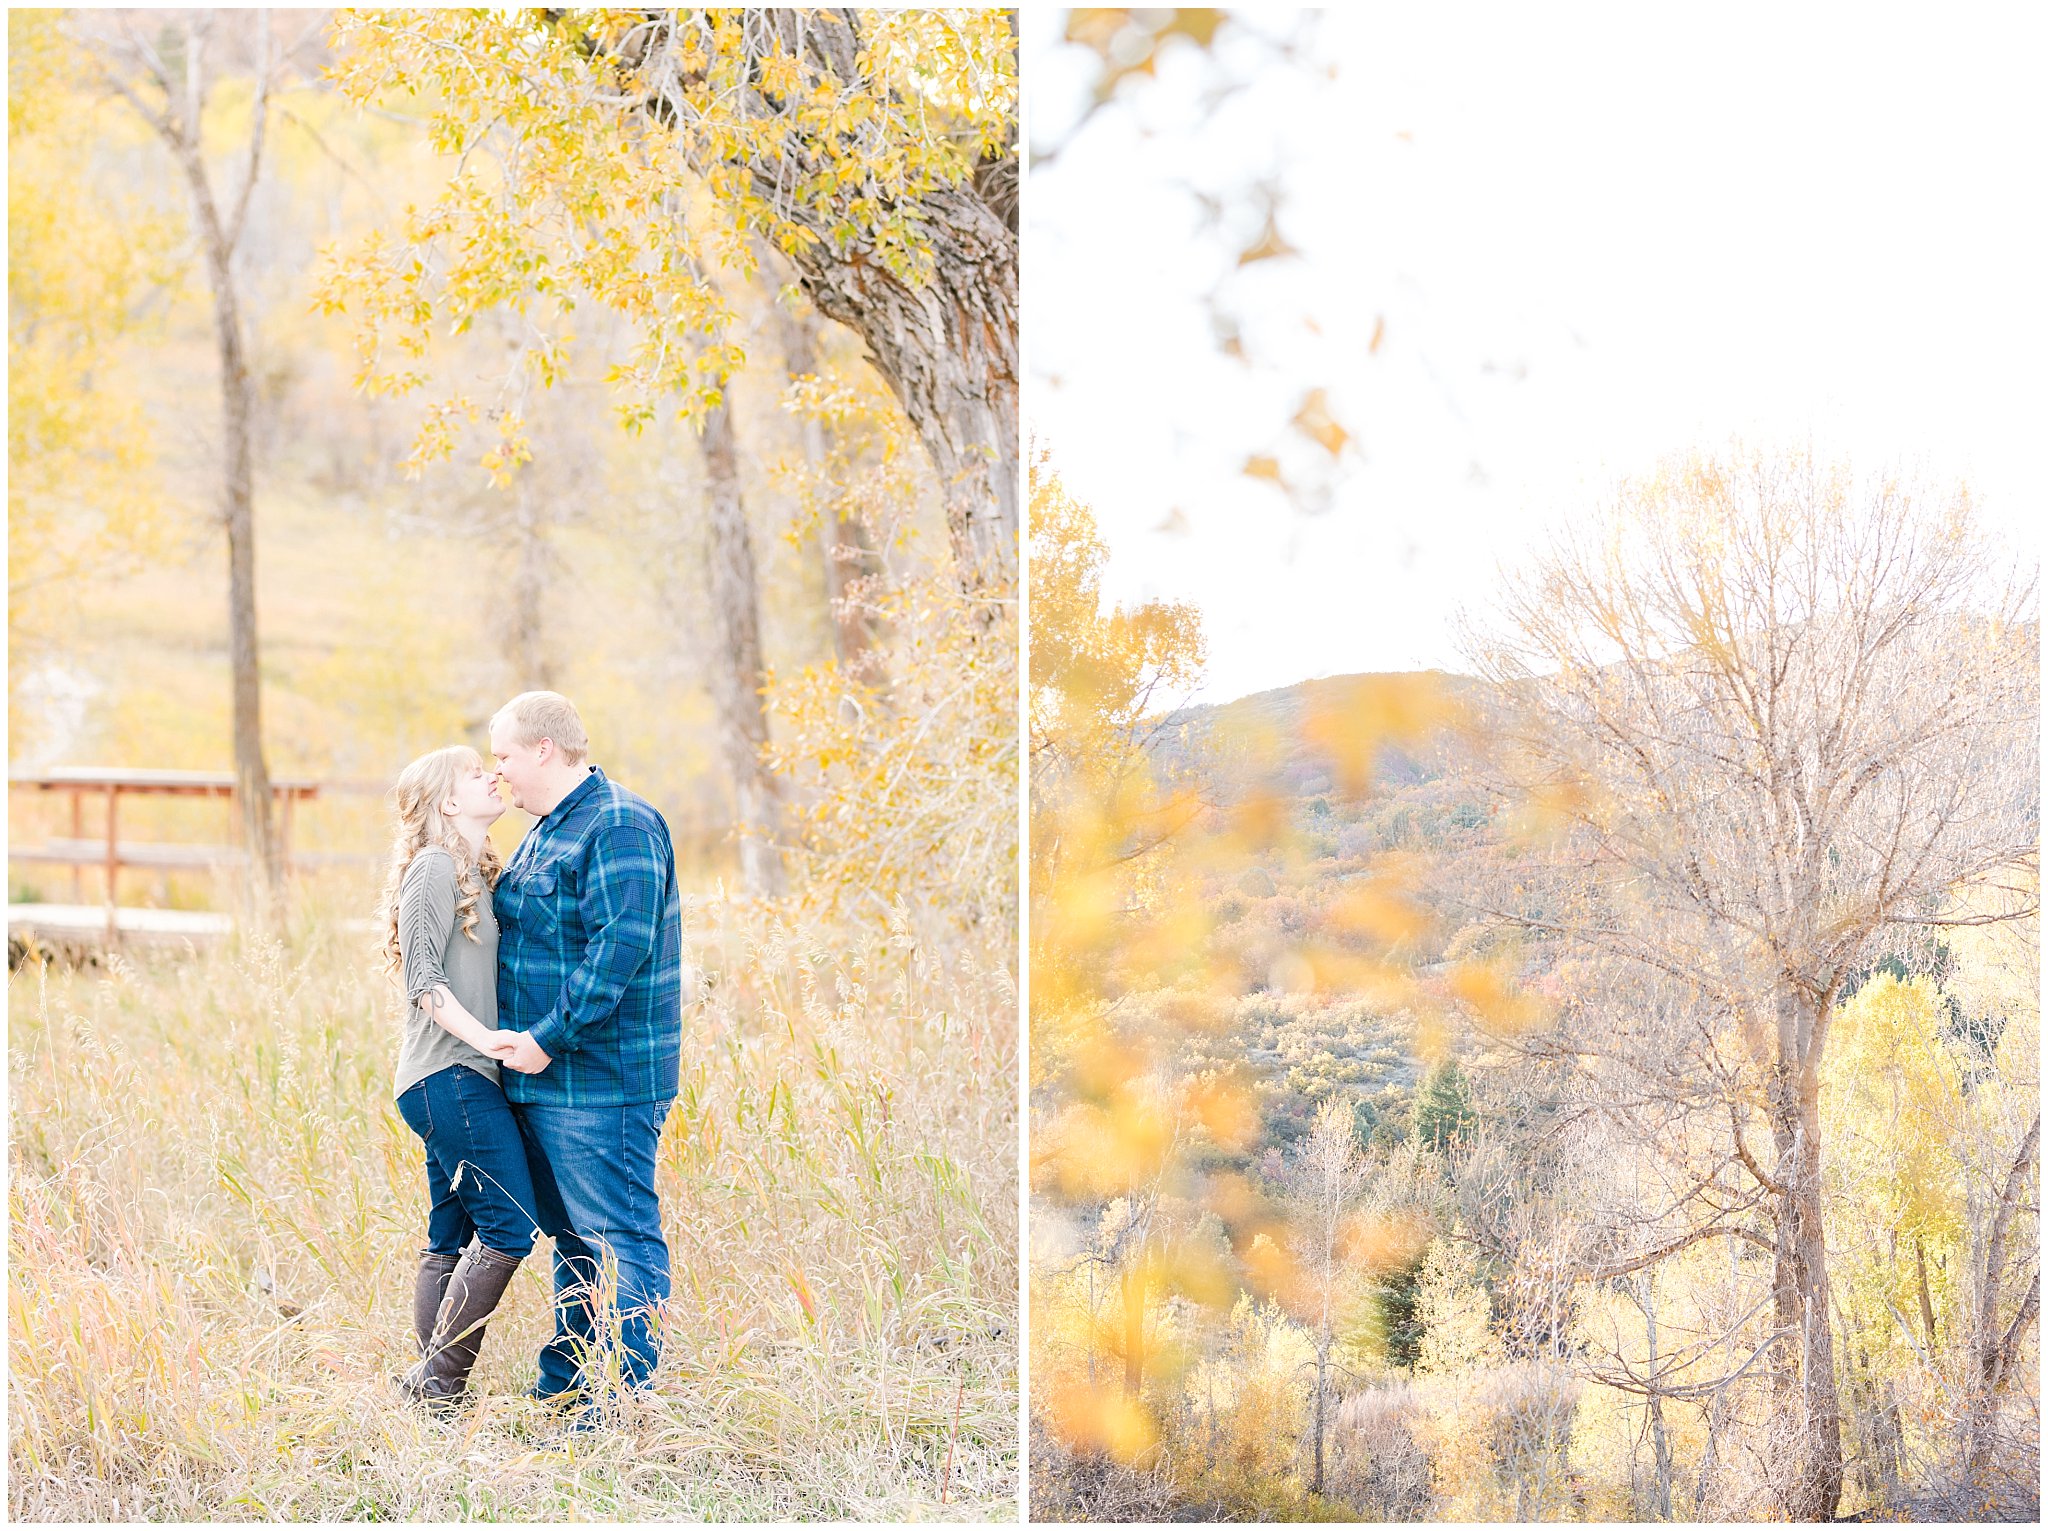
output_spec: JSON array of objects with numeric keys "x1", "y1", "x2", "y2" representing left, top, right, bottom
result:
[{"x1": 8, "y1": 888, "x2": 1017, "y2": 1520}]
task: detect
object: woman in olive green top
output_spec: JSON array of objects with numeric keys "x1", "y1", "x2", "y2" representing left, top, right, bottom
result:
[{"x1": 379, "y1": 745, "x2": 537, "y2": 1413}]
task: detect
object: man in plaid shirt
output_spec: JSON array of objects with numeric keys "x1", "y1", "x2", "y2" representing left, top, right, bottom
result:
[{"x1": 488, "y1": 691, "x2": 683, "y2": 1411}]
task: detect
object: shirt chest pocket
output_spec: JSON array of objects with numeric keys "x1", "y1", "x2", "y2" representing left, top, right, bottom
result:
[{"x1": 507, "y1": 867, "x2": 566, "y2": 935}]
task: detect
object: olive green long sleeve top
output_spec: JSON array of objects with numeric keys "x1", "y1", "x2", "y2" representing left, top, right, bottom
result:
[{"x1": 392, "y1": 846, "x2": 502, "y2": 1099}]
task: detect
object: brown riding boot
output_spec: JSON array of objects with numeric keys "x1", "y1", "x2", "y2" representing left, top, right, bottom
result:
[
  {"x1": 399, "y1": 1243, "x2": 522, "y2": 1415},
  {"x1": 411, "y1": 1250, "x2": 463, "y2": 1355}
]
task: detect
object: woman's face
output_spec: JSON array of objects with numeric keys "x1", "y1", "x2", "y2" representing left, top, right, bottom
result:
[{"x1": 445, "y1": 761, "x2": 506, "y2": 826}]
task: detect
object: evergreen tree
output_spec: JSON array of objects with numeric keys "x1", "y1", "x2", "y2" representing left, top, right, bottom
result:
[{"x1": 1413, "y1": 1058, "x2": 1475, "y2": 1153}]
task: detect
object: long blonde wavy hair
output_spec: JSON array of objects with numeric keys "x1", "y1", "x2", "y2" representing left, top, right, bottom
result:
[{"x1": 379, "y1": 745, "x2": 503, "y2": 976}]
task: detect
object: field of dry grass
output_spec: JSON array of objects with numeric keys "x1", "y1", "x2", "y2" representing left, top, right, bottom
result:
[{"x1": 8, "y1": 888, "x2": 1018, "y2": 1521}]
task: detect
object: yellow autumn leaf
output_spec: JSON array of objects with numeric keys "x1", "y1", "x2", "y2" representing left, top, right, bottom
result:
[
  {"x1": 1237, "y1": 213, "x2": 1298, "y2": 266},
  {"x1": 1291, "y1": 387, "x2": 1350, "y2": 458}
]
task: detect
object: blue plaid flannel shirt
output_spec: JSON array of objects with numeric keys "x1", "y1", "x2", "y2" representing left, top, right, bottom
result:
[{"x1": 494, "y1": 767, "x2": 683, "y2": 1107}]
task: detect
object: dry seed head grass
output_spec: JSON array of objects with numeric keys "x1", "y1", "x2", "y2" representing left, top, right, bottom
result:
[{"x1": 8, "y1": 886, "x2": 1017, "y2": 1521}]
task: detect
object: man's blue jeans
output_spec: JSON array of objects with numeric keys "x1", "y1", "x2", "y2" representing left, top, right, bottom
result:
[{"x1": 510, "y1": 1098, "x2": 673, "y2": 1398}]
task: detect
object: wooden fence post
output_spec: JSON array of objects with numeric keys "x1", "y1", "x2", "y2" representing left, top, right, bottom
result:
[
  {"x1": 69, "y1": 787, "x2": 84, "y2": 902},
  {"x1": 103, "y1": 786, "x2": 120, "y2": 942}
]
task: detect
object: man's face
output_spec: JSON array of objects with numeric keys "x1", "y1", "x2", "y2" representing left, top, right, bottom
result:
[{"x1": 489, "y1": 722, "x2": 549, "y2": 814}]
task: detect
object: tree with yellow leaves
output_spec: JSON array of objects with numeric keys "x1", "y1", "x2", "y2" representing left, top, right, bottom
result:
[
  {"x1": 1030, "y1": 455, "x2": 1493, "y2": 1515},
  {"x1": 762, "y1": 350, "x2": 1016, "y2": 934},
  {"x1": 317, "y1": 10, "x2": 1018, "y2": 897},
  {"x1": 1462, "y1": 447, "x2": 2039, "y2": 1520},
  {"x1": 7, "y1": 10, "x2": 172, "y2": 751},
  {"x1": 1028, "y1": 455, "x2": 1211, "y2": 1478},
  {"x1": 1821, "y1": 939, "x2": 2039, "y2": 1513},
  {"x1": 1028, "y1": 454, "x2": 1205, "y2": 1055},
  {"x1": 319, "y1": 8, "x2": 1017, "y2": 588}
]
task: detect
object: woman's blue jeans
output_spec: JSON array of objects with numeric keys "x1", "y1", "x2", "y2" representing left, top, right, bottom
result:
[
  {"x1": 510, "y1": 1098, "x2": 673, "y2": 1398},
  {"x1": 396, "y1": 1064, "x2": 540, "y2": 1261}
]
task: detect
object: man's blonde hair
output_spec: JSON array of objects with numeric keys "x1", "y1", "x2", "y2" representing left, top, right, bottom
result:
[{"x1": 491, "y1": 690, "x2": 590, "y2": 765}]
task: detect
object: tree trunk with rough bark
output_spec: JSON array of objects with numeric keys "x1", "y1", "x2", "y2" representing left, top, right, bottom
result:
[
  {"x1": 699, "y1": 396, "x2": 784, "y2": 897},
  {"x1": 1766, "y1": 1046, "x2": 1845, "y2": 1522},
  {"x1": 629, "y1": 9, "x2": 1019, "y2": 592},
  {"x1": 782, "y1": 181, "x2": 1017, "y2": 593}
]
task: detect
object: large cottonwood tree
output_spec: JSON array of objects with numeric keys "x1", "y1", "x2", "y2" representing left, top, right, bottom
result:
[
  {"x1": 323, "y1": 7, "x2": 1017, "y2": 589},
  {"x1": 1463, "y1": 449, "x2": 2039, "y2": 1520}
]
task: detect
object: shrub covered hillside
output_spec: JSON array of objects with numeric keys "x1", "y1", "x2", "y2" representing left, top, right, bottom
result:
[{"x1": 1030, "y1": 461, "x2": 2039, "y2": 1523}]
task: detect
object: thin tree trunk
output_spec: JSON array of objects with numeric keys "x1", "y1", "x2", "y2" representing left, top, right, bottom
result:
[
  {"x1": 774, "y1": 298, "x2": 882, "y2": 674},
  {"x1": 699, "y1": 394, "x2": 784, "y2": 897},
  {"x1": 1915, "y1": 1237, "x2": 1938, "y2": 1349},
  {"x1": 209, "y1": 238, "x2": 281, "y2": 906},
  {"x1": 1962, "y1": 1118, "x2": 2041, "y2": 1485},
  {"x1": 1086, "y1": 1256, "x2": 1098, "y2": 1391},
  {"x1": 162, "y1": 15, "x2": 280, "y2": 909},
  {"x1": 1693, "y1": 1164, "x2": 1742, "y2": 1518},
  {"x1": 1838, "y1": 1294, "x2": 1904, "y2": 1509},
  {"x1": 1312, "y1": 1349, "x2": 1328, "y2": 1495},
  {"x1": 1643, "y1": 1270, "x2": 1674, "y2": 1520},
  {"x1": 1694, "y1": 1391, "x2": 1725, "y2": 1518},
  {"x1": 1121, "y1": 1256, "x2": 1144, "y2": 1400},
  {"x1": 1312, "y1": 1217, "x2": 1331, "y2": 1496},
  {"x1": 1877, "y1": 1380, "x2": 1906, "y2": 1502},
  {"x1": 503, "y1": 476, "x2": 556, "y2": 691}
]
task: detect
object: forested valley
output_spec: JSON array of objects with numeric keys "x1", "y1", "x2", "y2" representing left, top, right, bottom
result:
[{"x1": 1029, "y1": 454, "x2": 2040, "y2": 1523}]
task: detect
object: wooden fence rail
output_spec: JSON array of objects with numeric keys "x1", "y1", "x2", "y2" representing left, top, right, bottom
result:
[
  {"x1": 11, "y1": 768, "x2": 732, "y2": 957},
  {"x1": 8, "y1": 768, "x2": 375, "y2": 941}
]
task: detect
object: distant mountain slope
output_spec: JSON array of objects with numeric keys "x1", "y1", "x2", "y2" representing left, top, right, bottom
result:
[
  {"x1": 1123, "y1": 671, "x2": 1502, "y2": 1157},
  {"x1": 1156, "y1": 669, "x2": 1492, "y2": 801}
]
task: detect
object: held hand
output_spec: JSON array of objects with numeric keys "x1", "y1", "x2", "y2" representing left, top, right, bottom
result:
[
  {"x1": 497, "y1": 1031, "x2": 553, "y2": 1075},
  {"x1": 478, "y1": 1030, "x2": 522, "y2": 1060}
]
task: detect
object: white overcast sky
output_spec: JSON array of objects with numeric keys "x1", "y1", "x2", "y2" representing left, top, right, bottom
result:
[{"x1": 1026, "y1": 7, "x2": 2048, "y2": 703}]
